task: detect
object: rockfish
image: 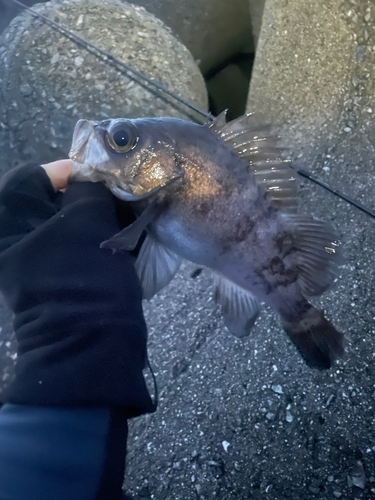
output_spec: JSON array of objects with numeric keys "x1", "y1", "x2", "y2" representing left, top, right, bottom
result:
[{"x1": 69, "y1": 112, "x2": 344, "y2": 369}]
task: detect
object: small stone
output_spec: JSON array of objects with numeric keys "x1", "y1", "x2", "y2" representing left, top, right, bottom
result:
[
  {"x1": 50, "y1": 53, "x2": 60, "y2": 64},
  {"x1": 222, "y1": 441, "x2": 230, "y2": 452},
  {"x1": 328, "y1": 476, "x2": 334, "y2": 482},
  {"x1": 349, "y1": 461, "x2": 366, "y2": 489},
  {"x1": 266, "y1": 412, "x2": 275, "y2": 420},
  {"x1": 20, "y1": 83, "x2": 32, "y2": 96},
  {"x1": 286, "y1": 410, "x2": 293, "y2": 423},
  {"x1": 208, "y1": 460, "x2": 220, "y2": 466},
  {"x1": 333, "y1": 491, "x2": 342, "y2": 498},
  {"x1": 365, "y1": 12, "x2": 371, "y2": 22},
  {"x1": 85, "y1": 72, "x2": 92, "y2": 80},
  {"x1": 309, "y1": 486, "x2": 320, "y2": 494},
  {"x1": 76, "y1": 14, "x2": 84, "y2": 26},
  {"x1": 354, "y1": 45, "x2": 366, "y2": 61},
  {"x1": 191, "y1": 450, "x2": 198, "y2": 458},
  {"x1": 95, "y1": 84, "x2": 105, "y2": 91},
  {"x1": 352, "y1": 77, "x2": 359, "y2": 87},
  {"x1": 271, "y1": 384, "x2": 283, "y2": 394},
  {"x1": 74, "y1": 56, "x2": 84, "y2": 67},
  {"x1": 344, "y1": 127, "x2": 352, "y2": 133}
]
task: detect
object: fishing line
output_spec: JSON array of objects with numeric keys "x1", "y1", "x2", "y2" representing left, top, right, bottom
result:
[{"x1": 4, "y1": 0, "x2": 375, "y2": 220}]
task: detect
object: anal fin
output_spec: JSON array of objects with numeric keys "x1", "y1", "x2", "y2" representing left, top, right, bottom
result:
[{"x1": 213, "y1": 273, "x2": 260, "y2": 338}]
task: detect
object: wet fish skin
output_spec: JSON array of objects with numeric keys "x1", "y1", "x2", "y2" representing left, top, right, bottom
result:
[{"x1": 69, "y1": 114, "x2": 344, "y2": 369}]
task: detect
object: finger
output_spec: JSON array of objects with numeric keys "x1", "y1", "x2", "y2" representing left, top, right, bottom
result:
[{"x1": 41, "y1": 160, "x2": 73, "y2": 191}]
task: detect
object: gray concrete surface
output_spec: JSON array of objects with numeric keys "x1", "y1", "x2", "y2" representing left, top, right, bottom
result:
[
  {"x1": 0, "y1": 0, "x2": 208, "y2": 172},
  {"x1": 123, "y1": 0, "x2": 253, "y2": 76},
  {"x1": 0, "y1": 0, "x2": 254, "y2": 76},
  {"x1": 1, "y1": 0, "x2": 375, "y2": 499}
]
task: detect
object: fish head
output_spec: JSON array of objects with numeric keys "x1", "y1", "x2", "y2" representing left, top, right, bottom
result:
[{"x1": 69, "y1": 117, "x2": 182, "y2": 201}]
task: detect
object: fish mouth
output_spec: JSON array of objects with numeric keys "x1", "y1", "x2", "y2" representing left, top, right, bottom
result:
[{"x1": 69, "y1": 119, "x2": 95, "y2": 163}]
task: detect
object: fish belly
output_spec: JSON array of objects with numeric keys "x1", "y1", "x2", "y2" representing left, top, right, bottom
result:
[{"x1": 150, "y1": 215, "x2": 220, "y2": 268}]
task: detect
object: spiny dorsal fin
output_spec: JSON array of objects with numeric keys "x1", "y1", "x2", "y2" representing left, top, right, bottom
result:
[{"x1": 208, "y1": 113, "x2": 298, "y2": 212}]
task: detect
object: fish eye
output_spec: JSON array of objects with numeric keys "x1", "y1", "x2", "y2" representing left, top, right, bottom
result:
[{"x1": 105, "y1": 121, "x2": 138, "y2": 153}]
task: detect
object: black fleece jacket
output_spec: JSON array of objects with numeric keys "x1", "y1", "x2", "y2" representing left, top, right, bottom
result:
[{"x1": 0, "y1": 164, "x2": 154, "y2": 416}]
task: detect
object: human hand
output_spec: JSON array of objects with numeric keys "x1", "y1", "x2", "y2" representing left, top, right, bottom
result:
[
  {"x1": 41, "y1": 159, "x2": 73, "y2": 191},
  {"x1": 0, "y1": 162, "x2": 152, "y2": 414}
]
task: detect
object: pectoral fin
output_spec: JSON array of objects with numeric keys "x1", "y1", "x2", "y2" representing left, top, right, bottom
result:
[
  {"x1": 213, "y1": 273, "x2": 260, "y2": 338},
  {"x1": 135, "y1": 235, "x2": 182, "y2": 300},
  {"x1": 100, "y1": 201, "x2": 161, "y2": 252}
]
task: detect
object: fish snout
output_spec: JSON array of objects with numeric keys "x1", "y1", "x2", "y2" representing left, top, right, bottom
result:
[{"x1": 69, "y1": 119, "x2": 95, "y2": 163}]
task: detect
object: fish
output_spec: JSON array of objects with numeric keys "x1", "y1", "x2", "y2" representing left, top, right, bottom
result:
[{"x1": 69, "y1": 112, "x2": 344, "y2": 369}]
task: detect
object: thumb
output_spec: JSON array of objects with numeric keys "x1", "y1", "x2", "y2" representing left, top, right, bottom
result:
[{"x1": 41, "y1": 159, "x2": 73, "y2": 191}]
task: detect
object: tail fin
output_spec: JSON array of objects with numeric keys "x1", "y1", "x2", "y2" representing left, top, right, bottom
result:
[{"x1": 282, "y1": 307, "x2": 344, "y2": 369}]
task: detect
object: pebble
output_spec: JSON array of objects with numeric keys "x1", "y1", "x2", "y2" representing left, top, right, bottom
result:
[
  {"x1": 344, "y1": 127, "x2": 352, "y2": 133},
  {"x1": 222, "y1": 441, "x2": 230, "y2": 452},
  {"x1": 333, "y1": 492, "x2": 342, "y2": 498},
  {"x1": 50, "y1": 53, "x2": 60, "y2": 64},
  {"x1": 74, "y1": 56, "x2": 84, "y2": 67},
  {"x1": 266, "y1": 412, "x2": 275, "y2": 420},
  {"x1": 20, "y1": 83, "x2": 32, "y2": 96},
  {"x1": 271, "y1": 384, "x2": 283, "y2": 394},
  {"x1": 349, "y1": 461, "x2": 366, "y2": 489},
  {"x1": 354, "y1": 45, "x2": 366, "y2": 61},
  {"x1": 286, "y1": 410, "x2": 293, "y2": 423}
]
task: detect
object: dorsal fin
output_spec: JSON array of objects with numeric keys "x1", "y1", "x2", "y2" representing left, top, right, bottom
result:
[{"x1": 208, "y1": 113, "x2": 298, "y2": 212}]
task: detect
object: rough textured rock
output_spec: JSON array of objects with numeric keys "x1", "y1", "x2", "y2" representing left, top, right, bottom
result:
[
  {"x1": 0, "y1": 0, "x2": 254, "y2": 75},
  {"x1": 0, "y1": 0, "x2": 208, "y2": 173},
  {"x1": 125, "y1": 0, "x2": 254, "y2": 75}
]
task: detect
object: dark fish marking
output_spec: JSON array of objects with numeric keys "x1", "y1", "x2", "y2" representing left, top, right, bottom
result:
[
  {"x1": 274, "y1": 232, "x2": 295, "y2": 258},
  {"x1": 235, "y1": 216, "x2": 256, "y2": 242},
  {"x1": 196, "y1": 201, "x2": 211, "y2": 216},
  {"x1": 269, "y1": 256, "x2": 284, "y2": 275}
]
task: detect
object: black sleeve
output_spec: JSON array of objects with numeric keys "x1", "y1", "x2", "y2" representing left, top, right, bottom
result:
[
  {"x1": 0, "y1": 165, "x2": 154, "y2": 415},
  {"x1": 0, "y1": 164, "x2": 61, "y2": 251}
]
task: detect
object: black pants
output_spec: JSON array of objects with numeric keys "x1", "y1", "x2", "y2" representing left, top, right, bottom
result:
[{"x1": 0, "y1": 404, "x2": 128, "y2": 500}]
